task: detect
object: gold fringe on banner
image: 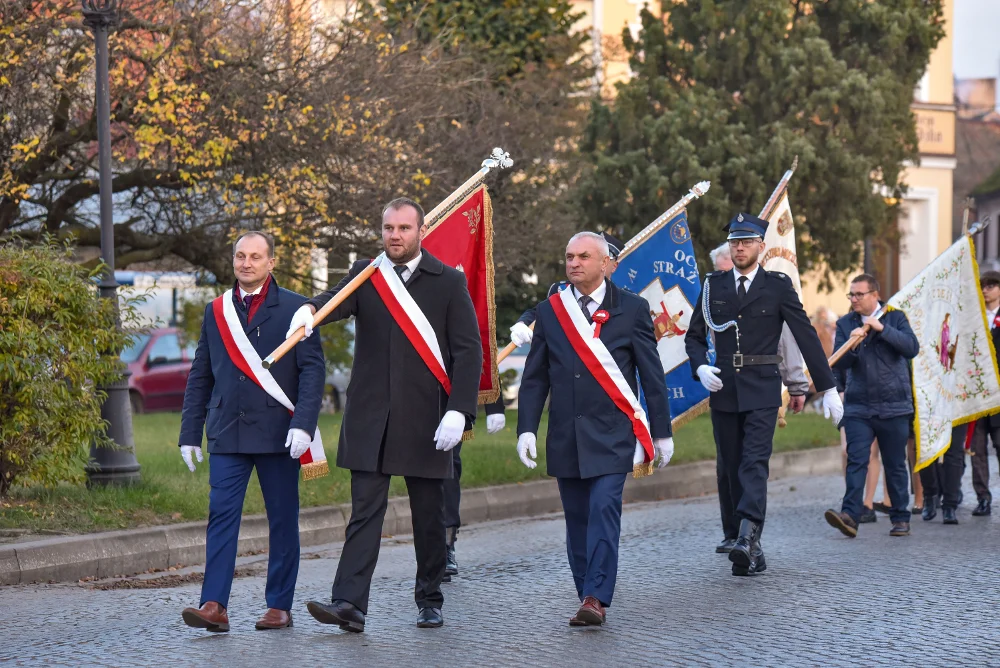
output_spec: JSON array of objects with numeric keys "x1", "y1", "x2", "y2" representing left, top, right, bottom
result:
[{"x1": 302, "y1": 460, "x2": 329, "y2": 481}]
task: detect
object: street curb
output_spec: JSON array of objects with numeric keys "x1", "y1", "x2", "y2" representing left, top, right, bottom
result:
[{"x1": 0, "y1": 445, "x2": 840, "y2": 585}]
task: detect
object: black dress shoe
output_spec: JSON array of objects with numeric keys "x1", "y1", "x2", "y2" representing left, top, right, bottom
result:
[
  {"x1": 445, "y1": 545, "x2": 458, "y2": 577},
  {"x1": 715, "y1": 537, "x2": 736, "y2": 554},
  {"x1": 416, "y1": 607, "x2": 443, "y2": 628},
  {"x1": 942, "y1": 507, "x2": 959, "y2": 524},
  {"x1": 729, "y1": 519, "x2": 763, "y2": 576},
  {"x1": 872, "y1": 501, "x2": 891, "y2": 515},
  {"x1": 306, "y1": 599, "x2": 365, "y2": 633},
  {"x1": 922, "y1": 495, "x2": 939, "y2": 522},
  {"x1": 889, "y1": 522, "x2": 910, "y2": 537},
  {"x1": 972, "y1": 499, "x2": 992, "y2": 516},
  {"x1": 858, "y1": 507, "x2": 877, "y2": 523}
]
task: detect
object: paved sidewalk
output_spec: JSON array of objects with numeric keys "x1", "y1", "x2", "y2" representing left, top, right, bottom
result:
[{"x1": 2, "y1": 472, "x2": 999, "y2": 667}]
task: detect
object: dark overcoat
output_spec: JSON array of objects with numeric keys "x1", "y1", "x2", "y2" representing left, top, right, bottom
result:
[
  {"x1": 516, "y1": 279, "x2": 672, "y2": 479},
  {"x1": 308, "y1": 251, "x2": 482, "y2": 479}
]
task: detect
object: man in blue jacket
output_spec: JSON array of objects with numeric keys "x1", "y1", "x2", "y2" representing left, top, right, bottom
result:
[
  {"x1": 516, "y1": 232, "x2": 673, "y2": 627},
  {"x1": 178, "y1": 231, "x2": 326, "y2": 632},
  {"x1": 825, "y1": 274, "x2": 919, "y2": 538}
]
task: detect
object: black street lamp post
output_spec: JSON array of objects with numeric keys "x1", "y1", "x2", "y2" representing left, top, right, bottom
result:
[{"x1": 82, "y1": 0, "x2": 141, "y2": 486}]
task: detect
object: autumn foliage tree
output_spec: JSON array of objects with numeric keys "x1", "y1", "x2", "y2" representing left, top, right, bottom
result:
[{"x1": 0, "y1": 0, "x2": 499, "y2": 285}]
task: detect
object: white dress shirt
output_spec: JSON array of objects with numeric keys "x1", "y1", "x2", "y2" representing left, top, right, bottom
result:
[
  {"x1": 733, "y1": 264, "x2": 760, "y2": 294},
  {"x1": 393, "y1": 252, "x2": 423, "y2": 282},
  {"x1": 239, "y1": 281, "x2": 266, "y2": 300},
  {"x1": 571, "y1": 281, "x2": 607, "y2": 317},
  {"x1": 988, "y1": 307, "x2": 999, "y2": 329}
]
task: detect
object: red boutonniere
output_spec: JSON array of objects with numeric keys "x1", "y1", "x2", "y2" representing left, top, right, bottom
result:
[{"x1": 592, "y1": 309, "x2": 610, "y2": 337}]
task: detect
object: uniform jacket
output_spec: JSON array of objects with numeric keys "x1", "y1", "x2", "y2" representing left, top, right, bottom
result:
[
  {"x1": 686, "y1": 267, "x2": 836, "y2": 413},
  {"x1": 833, "y1": 305, "x2": 919, "y2": 419},
  {"x1": 307, "y1": 251, "x2": 482, "y2": 479},
  {"x1": 179, "y1": 278, "x2": 326, "y2": 454},
  {"x1": 516, "y1": 279, "x2": 672, "y2": 479}
]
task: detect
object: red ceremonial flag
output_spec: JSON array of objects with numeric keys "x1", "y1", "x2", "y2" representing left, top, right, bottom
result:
[{"x1": 421, "y1": 183, "x2": 500, "y2": 404}]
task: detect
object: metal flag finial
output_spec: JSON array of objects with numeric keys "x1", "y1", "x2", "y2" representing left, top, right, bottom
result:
[
  {"x1": 483, "y1": 147, "x2": 513, "y2": 171},
  {"x1": 691, "y1": 181, "x2": 711, "y2": 198}
]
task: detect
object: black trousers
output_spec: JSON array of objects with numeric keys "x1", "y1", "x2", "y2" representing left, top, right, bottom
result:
[
  {"x1": 970, "y1": 419, "x2": 1000, "y2": 502},
  {"x1": 712, "y1": 407, "x2": 780, "y2": 526},
  {"x1": 442, "y1": 443, "x2": 462, "y2": 531},
  {"x1": 331, "y1": 470, "x2": 446, "y2": 614},
  {"x1": 919, "y1": 425, "x2": 965, "y2": 509}
]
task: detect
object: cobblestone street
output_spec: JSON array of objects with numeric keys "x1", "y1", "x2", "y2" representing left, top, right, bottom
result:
[{"x1": 3, "y1": 471, "x2": 999, "y2": 667}]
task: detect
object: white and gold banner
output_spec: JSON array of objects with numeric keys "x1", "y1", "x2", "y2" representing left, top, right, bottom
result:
[
  {"x1": 762, "y1": 193, "x2": 803, "y2": 298},
  {"x1": 888, "y1": 236, "x2": 1000, "y2": 470}
]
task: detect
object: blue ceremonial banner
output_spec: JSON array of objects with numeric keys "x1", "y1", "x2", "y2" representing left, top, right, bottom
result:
[{"x1": 611, "y1": 210, "x2": 709, "y2": 424}]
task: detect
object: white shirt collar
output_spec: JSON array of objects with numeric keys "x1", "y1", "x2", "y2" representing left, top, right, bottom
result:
[
  {"x1": 572, "y1": 280, "x2": 607, "y2": 310},
  {"x1": 393, "y1": 252, "x2": 422, "y2": 276},
  {"x1": 734, "y1": 264, "x2": 760, "y2": 290},
  {"x1": 988, "y1": 306, "x2": 999, "y2": 325},
  {"x1": 238, "y1": 281, "x2": 266, "y2": 300}
]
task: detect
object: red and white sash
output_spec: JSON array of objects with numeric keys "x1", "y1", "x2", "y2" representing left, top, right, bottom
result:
[
  {"x1": 369, "y1": 254, "x2": 452, "y2": 394},
  {"x1": 212, "y1": 292, "x2": 328, "y2": 479},
  {"x1": 549, "y1": 288, "x2": 655, "y2": 470}
]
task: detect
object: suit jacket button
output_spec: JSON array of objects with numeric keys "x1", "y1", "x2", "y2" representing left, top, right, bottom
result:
[
  {"x1": 738, "y1": 315, "x2": 742, "y2": 319},
  {"x1": 239, "y1": 375, "x2": 246, "y2": 382},
  {"x1": 576, "y1": 414, "x2": 583, "y2": 419},
  {"x1": 239, "y1": 411, "x2": 245, "y2": 417},
  {"x1": 574, "y1": 373, "x2": 581, "y2": 379},
  {"x1": 736, "y1": 369, "x2": 741, "y2": 373}
]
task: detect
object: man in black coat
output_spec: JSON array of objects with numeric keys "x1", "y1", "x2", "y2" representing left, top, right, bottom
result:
[
  {"x1": 516, "y1": 232, "x2": 673, "y2": 627},
  {"x1": 286, "y1": 197, "x2": 482, "y2": 631},
  {"x1": 967, "y1": 270, "x2": 1000, "y2": 517},
  {"x1": 686, "y1": 213, "x2": 841, "y2": 577},
  {"x1": 823, "y1": 274, "x2": 919, "y2": 538}
]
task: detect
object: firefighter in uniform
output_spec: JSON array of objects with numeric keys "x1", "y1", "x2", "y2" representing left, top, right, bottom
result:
[{"x1": 686, "y1": 213, "x2": 843, "y2": 576}]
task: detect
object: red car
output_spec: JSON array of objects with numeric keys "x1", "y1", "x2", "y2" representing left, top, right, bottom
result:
[{"x1": 121, "y1": 327, "x2": 197, "y2": 414}]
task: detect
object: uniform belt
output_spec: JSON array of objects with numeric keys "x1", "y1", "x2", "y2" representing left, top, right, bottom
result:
[{"x1": 732, "y1": 354, "x2": 783, "y2": 369}]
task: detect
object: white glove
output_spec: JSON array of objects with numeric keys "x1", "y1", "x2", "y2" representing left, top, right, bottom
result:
[
  {"x1": 180, "y1": 445, "x2": 203, "y2": 472},
  {"x1": 285, "y1": 428, "x2": 312, "y2": 459},
  {"x1": 486, "y1": 413, "x2": 506, "y2": 434},
  {"x1": 509, "y1": 322, "x2": 533, "y2": 347},
  {"x1": 653, "y1": 437, "x2": 674, "y2": 468},
  {"x1": 517, "y1": 433, "x2": 537, "y2": 469},
  {"x1": 286, "y1": 304, "x2": 315, "y2": 339},
  {"x1": 822, "y1": 388, "x2": 844, "y2": 425},
  {"x1": 696, "y1": 365, "x2": 723, "y2": 392},
  {"x1": 434, "y1": 410, "x2": 466, "y2": 451}
]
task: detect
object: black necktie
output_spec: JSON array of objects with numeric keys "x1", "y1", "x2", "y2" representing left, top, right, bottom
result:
[
  {"x1": 738, "y1": 276, "x2": 748, "y2": 300},
  {"x1": 578, "y1": 295, "x2": 593, "y2": 324},
  {"x1": 394, "y1": 265, "x2": 407, "y2": 281}
]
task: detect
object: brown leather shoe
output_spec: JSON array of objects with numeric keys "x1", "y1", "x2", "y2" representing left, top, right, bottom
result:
[
  {"x1": 255, "y1": 608, "x2": 292, "y2": 630},
  {"x1": 569, "y1": 596, "x2": 606, "y2": 626},
  {"x1": 181, "y1": 601, "x2": 230, "y2": 632}
]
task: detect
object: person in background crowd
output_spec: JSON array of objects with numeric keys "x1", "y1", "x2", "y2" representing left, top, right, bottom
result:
[{"x1": 825, "y1": 274, "x2": 918, "y2": 538}]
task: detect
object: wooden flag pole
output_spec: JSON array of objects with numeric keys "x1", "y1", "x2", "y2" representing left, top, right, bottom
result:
[{"x1": 262, "y1": 148, "x2": 513, "y2": 369}]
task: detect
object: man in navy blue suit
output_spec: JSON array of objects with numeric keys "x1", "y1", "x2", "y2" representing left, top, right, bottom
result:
[
  {"x1": 516, "y1": 231, "x2": 673, "y2": 627},
  {"x1": 178, "y1": 231, "x2": 325, "y2": 632}
]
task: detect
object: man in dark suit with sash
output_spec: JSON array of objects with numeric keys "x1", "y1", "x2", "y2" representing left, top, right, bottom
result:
[
  {"x1": 179, "y1": 231, "x2": 326, "y2": 632},
  {"x1": 286, "y1": 197, "x2": 482, "y2": 631},
  {"x1": 516, "y1": 231, "x2": 673, "y2": 627}
]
